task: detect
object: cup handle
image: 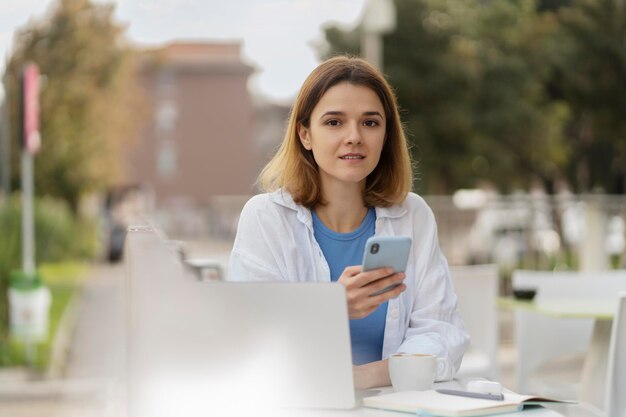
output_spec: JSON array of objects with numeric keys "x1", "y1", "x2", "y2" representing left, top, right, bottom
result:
[{"x1": 435, "y1": 357, "x2": 447, "y2": 380}]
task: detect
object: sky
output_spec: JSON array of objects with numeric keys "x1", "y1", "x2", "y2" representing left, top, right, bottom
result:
[{"x1": 0, "y1": 0, "x2": 367, "y2": 103}]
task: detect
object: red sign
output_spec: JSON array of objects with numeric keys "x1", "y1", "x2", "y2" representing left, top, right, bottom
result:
[{"x1": 23, "y1": 63, "x2": 41, "y2": 154}]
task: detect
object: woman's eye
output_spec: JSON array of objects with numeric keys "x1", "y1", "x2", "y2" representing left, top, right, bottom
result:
[
  {"x1": 326, "y1": 119, "x2": 340, "y2": 126},
  {"x1": 363, "y1": 120, "x2": 379, "y2": 127}
]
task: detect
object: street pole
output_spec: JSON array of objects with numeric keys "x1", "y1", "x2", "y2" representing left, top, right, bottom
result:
[
  {"x1": 362, "y1": 32, "x2": 384, "y2": 71},
  {"x1": 21, "y1": 150, "x2": 36, "y2": 365},
  {"x1": 21, "y1": 151, "x2": 35, "y2": 276},
  {"x1": 20, "y1": 63, "x2": 40, "y2": 277},
  {"x1": 21, "y1": 63, "x2": 41, "y2": 366},
  {"x1": 1, "y1": 73, "x2": 10, "y2": 196},
  {"x1": 360, "y1": 0, "x2": 397, "y2": 71}
]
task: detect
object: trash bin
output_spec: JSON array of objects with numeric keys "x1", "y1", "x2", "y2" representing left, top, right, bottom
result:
[{"x1": 8, "y1": 271, "x2": 51, "y2": 342}]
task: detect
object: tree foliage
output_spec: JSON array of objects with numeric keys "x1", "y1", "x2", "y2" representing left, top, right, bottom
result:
[
  {"x1": 323, "y1": 0, "x2": 625, "y2": 194},
  {"x1": 555, "y1": 0, "x2": 626, "y2": 192},
  {"x1": 5, "y1": 0, "x2": 142, "y2": 210}
]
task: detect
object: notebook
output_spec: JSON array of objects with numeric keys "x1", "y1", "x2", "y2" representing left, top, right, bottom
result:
[
  {"x1": 125, "y1": 226, "x2": 356, "y2": 416},
  {"x1": 363, "y1": 389, "x2": 575, "y2": 417}
]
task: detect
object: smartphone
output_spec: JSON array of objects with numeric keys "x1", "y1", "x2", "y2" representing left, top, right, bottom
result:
[{"x1": 362, "y1": 236, "x2": 412, "y2": 297}]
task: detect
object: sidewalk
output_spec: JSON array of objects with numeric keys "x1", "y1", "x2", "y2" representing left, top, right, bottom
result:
[{"x1": 0, "y1": 263, "x2": 127, "y2": 417}]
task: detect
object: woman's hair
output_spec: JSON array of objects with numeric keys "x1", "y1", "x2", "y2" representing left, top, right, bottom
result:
[{"x1": 259, "y1": 55, "x2": 413, "y2": 208}]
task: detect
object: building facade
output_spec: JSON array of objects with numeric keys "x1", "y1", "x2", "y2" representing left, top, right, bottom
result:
[{"x1": 125, "y1": 42, "x2": 258, "y2": 206}]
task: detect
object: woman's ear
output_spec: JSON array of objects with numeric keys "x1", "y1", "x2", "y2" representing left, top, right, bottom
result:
[{"x1": 298, "y1": 124, "x2": 312, "y2": 150}]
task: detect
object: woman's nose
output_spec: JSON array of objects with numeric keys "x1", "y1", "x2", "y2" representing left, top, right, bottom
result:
[{"x1": 345, "y1": 123, "x2": 363, "y2": 145}]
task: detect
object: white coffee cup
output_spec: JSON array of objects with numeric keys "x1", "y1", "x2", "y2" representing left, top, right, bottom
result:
[{"x1": 388, "y1": 353, "x2": 440, "y2": 392}]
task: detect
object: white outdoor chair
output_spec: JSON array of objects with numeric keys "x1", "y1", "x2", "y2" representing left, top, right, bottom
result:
[
  {"x1": 513, "y1": 271, "x2": 593, "y2": 398},
  {"x1": 512, "y1": 270, "x2": 626, "y2": 401},
  {"x1": 605, "y1": 291, "x2": 626, "y2": 417},
  {"x1": 449, "y1": 264, "x2": 500, "y2": 380},
  {"x1": 550, "y1": 291, "x2": 626, "y2": 417}
]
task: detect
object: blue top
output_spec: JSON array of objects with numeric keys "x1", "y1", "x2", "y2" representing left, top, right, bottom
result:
[{"x1": 312, "y1": 207, "x2": 388, "y2": 365}]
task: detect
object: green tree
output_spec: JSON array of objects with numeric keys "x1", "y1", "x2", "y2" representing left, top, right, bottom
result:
[
  {"x1": 324, "y1": 0, "x2": 569, "y2": 194},
  {"x1": 457, "y1": 0, "x2": 569, "y2": 193},
  {"x1": 4, "y1": 0, "x2": 142, "y2": 211},
  {"x1": 555, "y1": 0, "x2": 626, "y2": 193}
]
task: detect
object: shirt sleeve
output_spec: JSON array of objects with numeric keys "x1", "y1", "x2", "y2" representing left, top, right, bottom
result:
[
  {"x1": 397, "y1": 203, "x2": 470, "y2": 381},
  {"x1": 228, "y1": 196, "x2": 286, "y2": 282}
]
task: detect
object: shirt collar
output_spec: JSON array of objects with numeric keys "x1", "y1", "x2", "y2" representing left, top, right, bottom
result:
[
  {"x1": 375, "y1": 203, "x2": 407, "y2": 219},
  {"x1": 268, "y1": 188, "x2": 408, "y2": 222},
  {"x1": 269, "y1": 189, "x2": 313, "y2": 228}
]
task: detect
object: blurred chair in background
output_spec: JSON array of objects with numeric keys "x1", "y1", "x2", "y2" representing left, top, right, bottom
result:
[
  {"x1": 605, "y1": 291, "x2": 626, "y2": 417},
  {"x1": 512, "y1": 271, "x2": 593, "y2": 399},
  {"x1": 450, "y1": 264, "x2": 500, "y2": 380},
  {"x1": 555, "y1": 291, "x2": 626, "y2": 417},
  {"x1": 512, "y1": 270, "x2": 626, "y2": 403}
]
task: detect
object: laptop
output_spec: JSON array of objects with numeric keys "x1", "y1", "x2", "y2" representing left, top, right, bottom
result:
[{"x1": 125, "y1": 226, "x2": 356, "y2": 416}]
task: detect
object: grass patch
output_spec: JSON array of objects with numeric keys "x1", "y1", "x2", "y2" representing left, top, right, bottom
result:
[{"x1": 4, "y1": 262, "x2": 89, "y2": 369}]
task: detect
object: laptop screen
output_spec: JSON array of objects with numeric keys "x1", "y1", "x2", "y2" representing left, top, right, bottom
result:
[{"x1": 125, "y1": 226, "x2": 356, "y2": 416}]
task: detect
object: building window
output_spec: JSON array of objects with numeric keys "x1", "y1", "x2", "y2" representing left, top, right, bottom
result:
[
  {"x1": 156, "y1": 101, "x2": 177, "y2": 133},
  {"x1": 157, "y1": 140, "x2": 177, "y2": 180}
]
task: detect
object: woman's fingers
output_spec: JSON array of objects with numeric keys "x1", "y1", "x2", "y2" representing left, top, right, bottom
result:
[
  {"x1": 348, "y1": 282, "x2": 406, "y2": 319},
  {"x1": 339, "y1": 266, "x2": 407, "y2": 319},
  {"x1": 364, "y1": 272, "x2": 406, "y2": 297},
  {"x1": 354, "y1": 267, "x2": 395, "y2": 287},
  {"x1": 368, "y1": 282, "x2": 406, "y2": 305}
]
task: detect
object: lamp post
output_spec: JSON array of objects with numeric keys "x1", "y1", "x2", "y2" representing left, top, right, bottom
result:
[
  {"x1": 8, "y1": 63, "x2": 50, "y2": 367},
  {"x1": 0, "y1": 72, "x2": 10, "y2": 196},
  {"x1": 360, "y1": 0, "x2": 397, "y2": 70}
]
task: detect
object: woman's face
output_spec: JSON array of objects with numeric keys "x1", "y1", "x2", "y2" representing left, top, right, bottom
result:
[{"x1": 298, "y1": 82, "x2": 386, "y2": 193}]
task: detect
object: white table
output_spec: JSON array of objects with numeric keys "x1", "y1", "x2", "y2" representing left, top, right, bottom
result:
[
  {"x1": 217, "y1": 379, "x2": 567, "y2": 417},
  {"x1": 286, "y1": 407, "x2": 565, "y2": 417},
  {"x1": 274, "y1": 391, "x2": 566, "y2": 417},
  {"x1": 500, "y1": 296, "x2": 616, "y2": 408}
]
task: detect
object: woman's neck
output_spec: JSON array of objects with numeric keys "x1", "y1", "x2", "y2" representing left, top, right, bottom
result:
[{"x1": 315, "y1": 183, "x2": 368, "y2": 233}]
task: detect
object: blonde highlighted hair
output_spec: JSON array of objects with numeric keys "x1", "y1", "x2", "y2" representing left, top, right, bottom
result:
[{"x1": 259, "y1": 56, "x2": 413, "y2": 208}]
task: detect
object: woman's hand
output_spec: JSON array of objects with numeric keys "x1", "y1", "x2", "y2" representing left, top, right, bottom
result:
[
  {"x1": 353, "y1": 359, "x2": 391, "y2": 389},
  {"x1": 338, "y1": 265, "x2": 406, "y2": 319}
]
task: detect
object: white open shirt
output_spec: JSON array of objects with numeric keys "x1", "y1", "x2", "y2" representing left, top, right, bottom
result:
[{"x1": 229, "y1": 189, "x2": 469, "y2": 381}]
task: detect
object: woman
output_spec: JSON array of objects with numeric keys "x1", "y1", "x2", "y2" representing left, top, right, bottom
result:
[{"x1": 229, "y1": 56, "x2": 469, "y2": 389}]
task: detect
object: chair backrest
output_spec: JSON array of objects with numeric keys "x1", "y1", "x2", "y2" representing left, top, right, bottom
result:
[
  {"x1": 512, "y1": 270, "x2": 593, "y2": 394},
  {"x1": 605, "y1": 292, "x2": 626, "y2": 417},
  {"x1": 512, "y1": 269, "x2": 626, "y2": 395},
  {"x1": 513, "y1": 270, "x2": 626, "y2": 301},
  {"x1": 449, "y1": 264, "x2": 499, "y2": 379}
]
